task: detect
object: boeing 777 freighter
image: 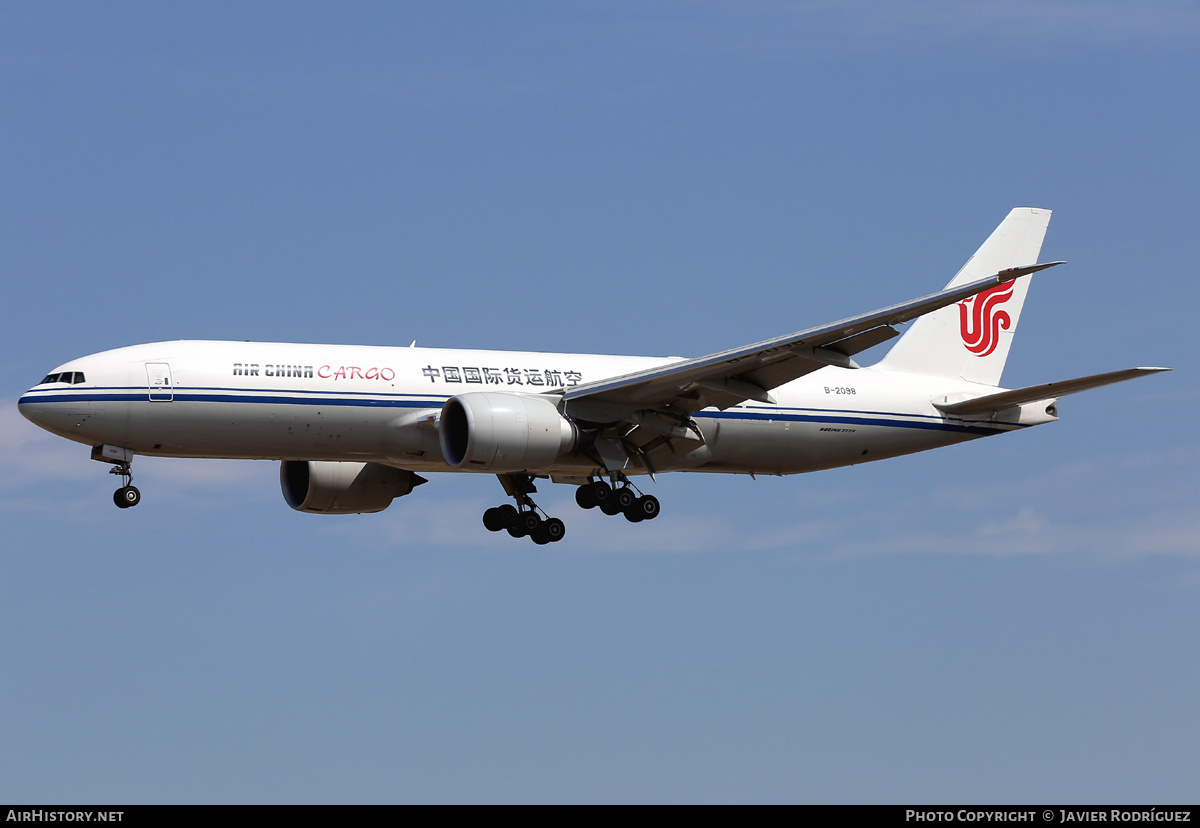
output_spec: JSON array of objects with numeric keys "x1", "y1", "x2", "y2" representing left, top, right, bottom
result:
[{"x1": 18, "y1": 208, "x2": 1166, "y2": 543}]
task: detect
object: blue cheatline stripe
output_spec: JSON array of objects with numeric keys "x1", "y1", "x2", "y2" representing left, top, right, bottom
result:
[
  {"x1": 175, "y1": 393, "x2": 439, "y2": 408},
  {"x1": 18, "y1": 389, "x2": 447, "y2": 408},
  {"x1": 167, "y1": 384, "x2": 450, "y2": 399},
  {"x1": 24, "y1": 384, "x2": 515, "y2": 400},
  {"x1": 20, "y1": 387, "x2": 1016, "y2": 436},
  {"x1": 696, "y1": 409, "x2": 1014, "y2": 436},
  {"x1": 741, "y1": 402, "x2": 961, "y2": 424}
]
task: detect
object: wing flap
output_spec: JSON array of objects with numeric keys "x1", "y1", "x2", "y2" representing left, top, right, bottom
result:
[{"x1": 823, "y1": 325, "x2": 900, "y2": 357}]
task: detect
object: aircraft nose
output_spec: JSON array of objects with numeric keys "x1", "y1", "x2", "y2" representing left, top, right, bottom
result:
[
  {"x1": 18, "y1": 374, "x2": 90, "y2": 438},
  {"x1": 18, "y1": 388, "x2": 52, "y2": 429},
  {"x1": 19, "y1": 365, "x2": 108, "y2": 442}
]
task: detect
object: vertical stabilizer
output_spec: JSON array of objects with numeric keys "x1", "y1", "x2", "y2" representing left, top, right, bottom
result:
[{"x1": 877, "y1": 207, "x2": 1051, "y2": 386}]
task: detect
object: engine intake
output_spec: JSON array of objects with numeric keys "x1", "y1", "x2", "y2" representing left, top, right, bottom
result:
[
  {"x1": 280, "y1": 460, "x2": 425, "y2": 514},
  {"x1": 439, "y1": 392, "x2": 577, "y2": 472}
]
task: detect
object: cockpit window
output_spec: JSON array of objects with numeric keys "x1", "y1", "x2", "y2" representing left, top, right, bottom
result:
[{"x1": 38, "y1": 372, "x2": 84, "y2": 385}]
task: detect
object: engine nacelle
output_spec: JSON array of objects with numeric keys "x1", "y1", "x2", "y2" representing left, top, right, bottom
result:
[
  {"x1": 439, "y1": 392, "x2": 577, "y2": 472},
  {"x1": 280, "y1": 460, "x2": 425, "y2": 514}
]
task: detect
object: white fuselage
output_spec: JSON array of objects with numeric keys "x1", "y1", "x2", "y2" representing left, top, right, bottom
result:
[{"x1": 18, "y1": 340, "x2": 1029, "y2": 478}]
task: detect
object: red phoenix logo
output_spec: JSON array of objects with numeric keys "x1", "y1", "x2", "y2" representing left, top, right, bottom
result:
[{"x1": 958, "y1": 282, "x2": 1014, "y2": 357}]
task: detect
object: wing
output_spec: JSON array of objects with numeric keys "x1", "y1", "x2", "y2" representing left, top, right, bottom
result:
[{"x1": 562, "y1": 262, "x2": 1064, "y2": 418}]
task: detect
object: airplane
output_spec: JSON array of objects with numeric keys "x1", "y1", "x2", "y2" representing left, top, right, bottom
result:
[{"x1": 18, "y1": 208, "x2": 1167, "y2": 544}]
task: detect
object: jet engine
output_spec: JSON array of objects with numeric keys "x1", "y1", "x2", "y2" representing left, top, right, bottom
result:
[
  {"x1": 439, "y1": 392, "x2": 578, "y2": 472},
  {"x1": 280, "y1": 460, "x2": 426, "y2": 514}
]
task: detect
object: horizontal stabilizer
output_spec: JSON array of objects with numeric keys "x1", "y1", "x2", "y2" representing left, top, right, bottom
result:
[{"x1": 934, "y1": 367, "x2": 1171, "y2": 416}]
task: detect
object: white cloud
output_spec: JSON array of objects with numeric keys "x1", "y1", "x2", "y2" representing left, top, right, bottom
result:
[
  {"x1": 313, "y1": 489, "x2": 736, "y2": 554},
  {"x1": 823, "y1": 502, "x2": 1200, "y2": 560},
  {"x1": 742, "y1": 518, "x2": 841, "y2": 550},
  {"x1": 0, "y1": 395, "x2": 272, "y2": 479},
  {"x1": 291, "y1": 439, "x2": 1200, "y2": 559},
  {"x1": 321, "y1": 495, "x2": 508, "y2": 549},
  {"x1": 559, "y1": 503, "x2": 733, "y2": 553},
  {"x1": 138, "y1": 456, "x2": 276, "y2": 488},
  {"x1": 0, "y1": 399, "x2": 98, "y2": 484},
  {"x1": 7, "y1": 390, "x2": 1191, "y2": 560},
  {"x1": 0, "y1": 400, "x2": 50, "y2": 451}
]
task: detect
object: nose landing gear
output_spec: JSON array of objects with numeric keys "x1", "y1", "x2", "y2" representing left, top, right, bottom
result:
[
  {"x1": 91, "y1": 445, "x2": 141, "y2": 509},
  {"x1": 113, "y1": 478, "x2": 141, "y2": 509}
]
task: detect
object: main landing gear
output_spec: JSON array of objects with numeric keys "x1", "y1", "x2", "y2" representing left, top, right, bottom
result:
[
  {"x1": 483, "y1": 473, "x2": 566, "y2": 545},
  {"x1": 483, "y1": 472, "x2": 661, "y2": 544},
  {"x1": 574, "y1": 475, "x2": 660, "y2": 523}
]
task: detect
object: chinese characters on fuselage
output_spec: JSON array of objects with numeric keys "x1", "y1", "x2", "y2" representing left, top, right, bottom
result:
[{"x1": 422, "y1": 365, "x2": 582, "y2": 387}]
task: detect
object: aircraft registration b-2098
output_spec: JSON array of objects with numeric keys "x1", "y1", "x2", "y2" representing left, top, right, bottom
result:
[{"x1": 19, "y1": 208, "x2": 1167, "y2": 544}]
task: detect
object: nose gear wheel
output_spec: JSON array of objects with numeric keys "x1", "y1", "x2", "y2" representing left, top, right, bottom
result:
[
  {"x1": 113, "y1": 484, "x2": 141, "y2": 509},
  {"x1": 101, "y1": 456, "x2": 142, "y2": 510}
]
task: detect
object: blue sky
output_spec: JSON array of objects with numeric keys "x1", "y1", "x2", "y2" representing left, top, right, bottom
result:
[{"x1": 2, "y1": 1, "x2": 1197, "y2": 803}]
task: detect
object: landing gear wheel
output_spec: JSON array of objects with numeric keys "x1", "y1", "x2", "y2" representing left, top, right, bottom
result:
[
  {"x1": 578, "y1": 480, "x2": 626, "y2": 512},
  {"x1": 483, "y1": 507, "x2": 505, "y2": 532},
  {"x1": 591, "y1": 481, "x2": 613, "y2": 507},
  {"x1": 627, "y1": 494, "x2": 660, "y2": 522},
  {"x1": 613, "y1": 486, "x2": 636, "y2": 511},
  {"x1": 493, "y1": 474, "x2": 569, "y2": 544},
  {"x1": 114, "y1": 486, "x2": 141, "y2": 509},
  {"x1": 575, "y1": 484, "x2": 598, "y2": 510},
  {"x1": 504, "y1": 505, "x2": 528, "y2": 538},
  {"x1": 531, "y1": 516, "x2": 566, "y2": 545},
  {"x1": 543, "y1": 517, "x2": 565, "y2": 543},
  {"x1": 521, "y1": 512, "x2": 542, "y2": 534},
  {"x1": 498, "y1": 504, "x2": 519, "y2": 528}
]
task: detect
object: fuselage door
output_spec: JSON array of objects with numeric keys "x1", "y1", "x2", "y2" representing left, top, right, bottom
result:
[{"x1": 147, "y1": 362, "x2": 173, "y2": 401}]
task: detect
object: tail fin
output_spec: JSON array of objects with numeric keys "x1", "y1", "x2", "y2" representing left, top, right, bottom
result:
[{"x1": 877, "y1": 207, "x2": 1052, "y2": 386}]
